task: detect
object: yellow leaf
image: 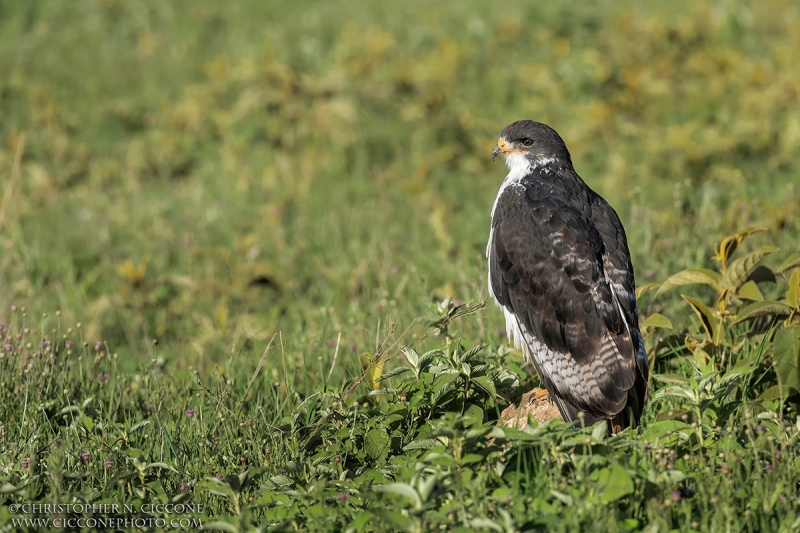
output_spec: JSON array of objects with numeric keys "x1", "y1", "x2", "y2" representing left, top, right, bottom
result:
[
  {"x1": 360, "y1": 352, "x2": 385, "y2": 391},
  {"x1": 681, "y1": 295, "x2": 718, "y2": 344},
  {"x1": 642, "y1": 313, "x2": 672, "y2": 329},
  {"x1": 787, "y1": 269, "x2": 800, "y2": 309},
  {"x1": 117, "y1": 259, "x2": 149, "y2": 284},
  {"x1": 737, "y1": 280, "x2": 764, "y2": 302},
  {"x1": 654, "y1": 269, "x2": 720, "y2": 298},
  {"x1": 216, "y1": 296, "x2": 229, "y2": 328},
  {"x1": 713, "y1": 227, "x2": 766, "y2": 271}
]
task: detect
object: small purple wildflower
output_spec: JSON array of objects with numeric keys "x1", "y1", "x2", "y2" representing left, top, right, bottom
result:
[
  {"x1": 185, "y1": 409, "x2": 195, "y2": 418},
  {"x1": 15, "y1": 333, "x2": 22, "y2": 341},
  {"x1": 11, "y1": 305, "x2": 17, "y2": 312},
  {"x1": 765, "y1": 464, "x2": 773, "y2": 473},
  {"x1": 180, "y1": 482, "x2": 188, "y2": 491},
  {"x1": 81, "y1": 452, "x2": 91, "y2": 460},
  {"x1": 644, "y1": 444, "x2": 652, "y2": 451},
  {"x1": 390, "y1": 267, "x2": 399, "y2": 275},
  {"x1": 98, "y1": 373, "x2": 109, "y2": 382},
  {"x1": 42, "y1": 340, "x2": 49, "y2": 349},
  {"x1": 215, "y1": 473, "x2": 223, "y2": 479},
  {"x1": 246, "y1": 419, "x2": 253, "y2": 426},
  {"x1": 756, "y1": 424, "x2": 767, "y2": 433},
  {"x1": 94, "y1": 341, "x2": 102, "y2": 351},
  {"x1": 105, "y1": 460, "x2": 113, "y2": 468},
  {"x1": 498, "y1": 330, "x2": 506, "y2": 338},
  {"x1": 453, "y1": 300, "x2": 462, "y2": 307},
  {"x1": 349, "y1": 343, "x2": 357, "y2": 352},
  {"x1": 3, "y1": 344, "x2": 12, "y2": 352},
  {"x1": 338, "y1": 493, "x2": 347, "y2": 502},
  {"x1": 645, "y1": 269, "x2": 655, "y2": 278},
  {"x1": 65, "y1": 340, "x2": 74, "y2": 349},
  {"x1": 373, "y1": 301, "x2": 381, "y2": 310},
  {"x1": 21, "y1": 460, "x2": 29, "y2": 468},
  {"x1": 327, "y1": 338, "x2": 334, "y2": 348},
  {"x1": 0, "y1": 323, "x2": 4, "y2": 331},
  {"x1": 671, "y1": 491, "x2": 681, "y2": 502}
]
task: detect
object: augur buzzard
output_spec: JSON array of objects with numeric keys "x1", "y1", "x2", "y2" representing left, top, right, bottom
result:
[{"x1": 487, "y1": 120, "x2": 648, "y2": 432}]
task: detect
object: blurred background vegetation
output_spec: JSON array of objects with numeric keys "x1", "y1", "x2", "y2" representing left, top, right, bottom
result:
[{"x1": 1, "y1": 0, "x2": 799, "y2": 379}]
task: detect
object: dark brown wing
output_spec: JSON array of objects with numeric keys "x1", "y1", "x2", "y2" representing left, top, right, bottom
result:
[
  {"x1": 586, "y1": 186, "x2": 649, "y2": 425},
  {"x1": 489, "y1": 177, "x2": 640, "y2": 420}
]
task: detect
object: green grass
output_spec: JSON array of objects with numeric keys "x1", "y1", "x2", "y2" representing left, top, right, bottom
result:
[{"x1": 1, "y1": 0, "x2": 800, "y2": 531}]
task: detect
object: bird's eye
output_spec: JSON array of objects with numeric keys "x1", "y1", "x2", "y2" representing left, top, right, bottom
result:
[{"x1": 520, "y1": 138, "x2": 534, "y2": 147}]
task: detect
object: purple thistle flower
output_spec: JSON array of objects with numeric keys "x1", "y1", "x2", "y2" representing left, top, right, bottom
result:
[
  {"x1": 81, "y1": 452, "x2": 91, "y2": 460},
  {"x1": 765, "y1": 464, "x2": 773, "y2": 473},
  {"x1": 327, "y1": 338, "x2": 334, "y2": 348},
  {"x1": 98, "y1": 373, "x2": 109, "y2": 382},
  {"x1": 0, "y1": 323, "x2": 4, "y2": 331},
  {"x1": 180, "y1": 482, "x2": 188, "y2": 491},
  {"x1": 65, "y1": 340, "x2": 74, "y2": 348},
  {"x1": 644, "y1": 444, "x2": 652, "y2": 451},
  {"x1": 338, "y1": 493, "x2": 347, "y2": 502},
  {"x1": 756, "y1": 425, "x2": 767, "y2": 433},
  {"x1": 3, "y1": 344, "x2": 12, "y2": 351},
  {"x1": 246, "y1": 419, "x2": 253, "y2": 426},
  {"x1": 147, "y1": 403, "x2": 155, "y2": 411},
  {"x1": 671, "y1": 491, "x2": 681, "y2": 502},
  {"x1": 15, "y1": 333, "x2": 22, "y2": 341},
  {"x1": 349, "y1": 342, "x2": 357, "y2": 352},
  {"x1": 94, "y1": 341, "x2": 102, "y2": 351},
  {"x1": 185, "y1": 409, "x2": 195, "y2": 418},
  {"x1": 42, "y1": 340, "x2": 49, "y2": 349},
  {"x1": 21, "y1": 460, "x2": 29, "y2": 468},
  {"x1": 215, "y1": 473, "x2": 223, "y2": 479},
  {"x1": 11, "y1": 305, "x2": 17, "y2": 312},
  {"x1": 105, "y1": 460, "x2": 113, "y2": 468},
  {"x1": 390, "y1": 267, "x2": 399, "y2": 275}
]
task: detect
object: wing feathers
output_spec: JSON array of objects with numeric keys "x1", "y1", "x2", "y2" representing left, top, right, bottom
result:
[{"x1": 488, "y1": 167, "x2": 648, "y2": 423}]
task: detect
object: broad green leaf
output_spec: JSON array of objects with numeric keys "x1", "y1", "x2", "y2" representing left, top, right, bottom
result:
[
  {"x1": 365, "y1": 429, "x2": 390, "y2": 460},
  {"x1": 375, "y1": 483, "x2": 422, "y2": 509},
  {"x1": 773, "y1": 326, "x2": 800, "y2": 392},
  {"x1": 641, "y1": 313, "x2": 672, "y2": 329},
  {"x1": 732, "y1": 300, "x2": 792, "y2": 324},
  {"x1": 377, "y1": 366, "x2": 410, "y2": 381},
  {"x1": 721, "y1": 245, "x2": 779, "y2": 290},
  {"x1": 758, "y1": 385, "x2": 793, "y2": 402},
  {"x1": 589, "y1": 464, "x2": 634, "y2": 503},
  {"x1": 737, "y1": 280, "x2": 764, "y2": 301},
  {"x1": 403, "y1": 438, "x2": 441, "y2": 451},
  {"x1": 641, "y1": 420, "x2": 692, "y2": 442},
  {"x1": 681, "y1": 294, "x2": 718, "y2": 343},
  {"x1": 776, "y1": 252, "x2": 800, "y2": 273},
  {"x1": 655, "y1": 269, "x2": 720, "y2": 298},
  {"x1": 714, "y1": 227, "x2": 767, "y2": 269},
  {"x1": 786, "y1": 269, "x2": 800, "y2": 308},
  {"x1": 472, "y1": 375, "x2": 496, "y2": 397}
]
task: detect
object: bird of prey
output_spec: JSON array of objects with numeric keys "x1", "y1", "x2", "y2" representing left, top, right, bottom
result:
[{"x1": 486, "y1": 120, "x2": 648, "y2": 432}]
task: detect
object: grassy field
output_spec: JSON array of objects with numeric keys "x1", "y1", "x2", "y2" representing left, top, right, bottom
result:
[{"x1": 1, "y1": 0, "x2": 800, "y2": 531}]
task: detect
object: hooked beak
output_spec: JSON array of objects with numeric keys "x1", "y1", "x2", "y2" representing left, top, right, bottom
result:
[{"x1": 491, "y1": 144, "x2": 502, "y2": 161}]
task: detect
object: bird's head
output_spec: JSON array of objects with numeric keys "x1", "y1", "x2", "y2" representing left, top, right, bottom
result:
[{"x1": 491, "y1": 120, "x2": 572, "y2": 171}]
